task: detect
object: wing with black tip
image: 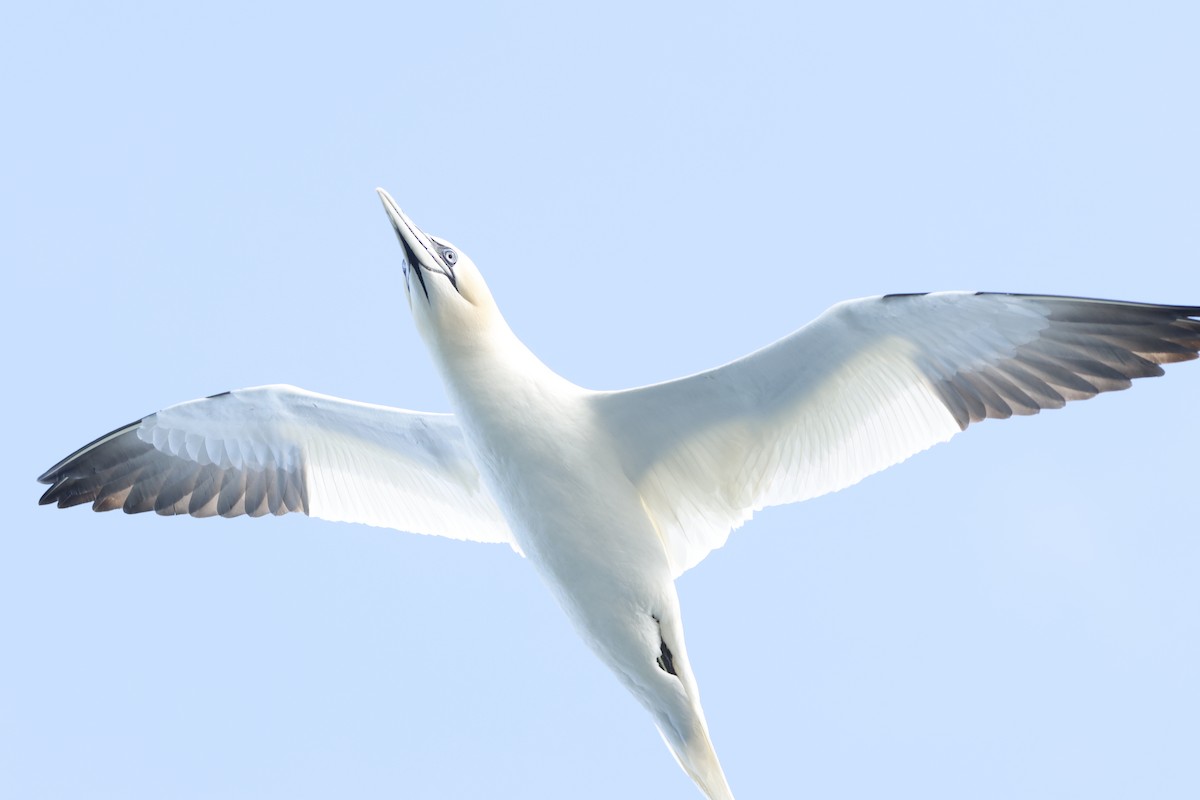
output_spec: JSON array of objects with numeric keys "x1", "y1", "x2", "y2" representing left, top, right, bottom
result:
[{"x1": 38, "y1": 384, "x2": 514, "y2": 548}]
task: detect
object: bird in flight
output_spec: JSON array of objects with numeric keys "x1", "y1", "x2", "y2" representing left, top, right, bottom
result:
[{"x1": 39, "y1": 189, "x2": 1200, "y2": 799}]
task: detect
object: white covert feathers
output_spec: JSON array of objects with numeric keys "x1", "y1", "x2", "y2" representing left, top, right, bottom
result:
[
  {"x1": 39, "y1": 190, "x2": 1200, "y2": 800},
  {"x1": 594, "y1": 291, "x2": 1200, "y2": 576}
]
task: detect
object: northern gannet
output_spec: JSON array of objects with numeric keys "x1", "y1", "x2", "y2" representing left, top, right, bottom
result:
[{"x1": 38, "y1": 189, "x2": 1200, "y2": 799}]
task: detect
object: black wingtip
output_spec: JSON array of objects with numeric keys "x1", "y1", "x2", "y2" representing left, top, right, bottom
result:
[
  {"x1": 36, "y1": 418, "x2": 146, "y2": 488},
  {"x1": 975, "y1": 291, "x2": 1200, "y2": 319}
]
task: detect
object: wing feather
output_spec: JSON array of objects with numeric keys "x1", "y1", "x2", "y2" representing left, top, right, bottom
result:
[
  {"x1": 594, "y1": 292, "x2": 1200, "y2": 577},
  {"x1": 38, "y1": 384, "x2": 513, "y2": 548}
]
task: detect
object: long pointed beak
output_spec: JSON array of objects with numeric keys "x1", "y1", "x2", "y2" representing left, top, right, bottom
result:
[
  {"x1": 375, "y1": 188, "x2": 454, "y2": 299},
  {"x1": 376, "y1": 187, "x2": 432, "y2": 263}
]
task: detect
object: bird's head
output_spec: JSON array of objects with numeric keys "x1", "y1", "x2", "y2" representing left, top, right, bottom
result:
[{"x1": 376, "y1": 188, "x2": 500, "y2": 351}]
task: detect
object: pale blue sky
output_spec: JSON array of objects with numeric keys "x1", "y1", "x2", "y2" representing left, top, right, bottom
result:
[{"x1": 4, "y1": 2, "x2": 1199, "y2": 798}]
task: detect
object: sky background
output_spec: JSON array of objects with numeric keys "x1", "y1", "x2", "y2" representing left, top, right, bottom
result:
[{"x1": 3, "y1": 2, "x2": 1199, "y2": 798}]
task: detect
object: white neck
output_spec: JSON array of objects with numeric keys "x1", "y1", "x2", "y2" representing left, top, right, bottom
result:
[{"x1": 423, "y1": 306, "x2": 580, "y2": 418}]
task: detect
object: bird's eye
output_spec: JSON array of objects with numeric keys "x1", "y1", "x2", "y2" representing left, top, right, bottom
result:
[{"x1": 442, "y1": 248, "x2": 458, "y2": 265}]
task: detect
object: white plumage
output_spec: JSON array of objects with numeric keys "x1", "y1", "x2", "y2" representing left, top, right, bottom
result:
[{"x1": 39, "y1": 190, "x2": 1200, "y2": 800}]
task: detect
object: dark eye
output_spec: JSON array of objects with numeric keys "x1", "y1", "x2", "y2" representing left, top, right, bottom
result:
[{"x1": 442, "y1": 248, "x2": 457, "y2": 265}]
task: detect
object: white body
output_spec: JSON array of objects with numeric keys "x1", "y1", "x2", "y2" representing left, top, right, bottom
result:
[{"x1": 418, "y1": 257, "x2": 731, "y2": 796}]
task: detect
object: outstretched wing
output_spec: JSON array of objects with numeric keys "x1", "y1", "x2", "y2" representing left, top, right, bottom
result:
[
  {"x1": 39, "y1": 384, "x2": 514, "y2": 548},
  {"x1": 593, "y1": 293, "x2": 1200, "y2": 577}
]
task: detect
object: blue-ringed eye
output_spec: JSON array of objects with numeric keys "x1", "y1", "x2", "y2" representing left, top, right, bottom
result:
[{"x1": 442, "y1": 248, "x2": 457, "y2": 265}]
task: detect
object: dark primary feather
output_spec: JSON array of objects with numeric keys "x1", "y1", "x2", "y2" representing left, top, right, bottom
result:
[
  {"x1": 37, "y1": 416, "x2": 308, "y2": 519},
  {"x1": 925, "y1": 294, "x2": 1200, "y2": 429}
]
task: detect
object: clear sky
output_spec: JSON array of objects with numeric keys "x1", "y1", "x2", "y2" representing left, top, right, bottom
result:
[{"x1": 3, "y1": 2, "x2": 1199, "y2": 798}]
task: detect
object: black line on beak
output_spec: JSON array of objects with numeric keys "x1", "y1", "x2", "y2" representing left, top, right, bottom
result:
[
  {"x1": 386, "y1": 208, "x2": 463, "y2": 301},
  {"x1": 391, "y1": 225, "x2": 431, "y2": 301}
]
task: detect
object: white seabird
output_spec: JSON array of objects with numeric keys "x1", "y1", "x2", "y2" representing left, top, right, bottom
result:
[{"x1": 39, "y1": 189, "x2": 1200, "y2": 800}]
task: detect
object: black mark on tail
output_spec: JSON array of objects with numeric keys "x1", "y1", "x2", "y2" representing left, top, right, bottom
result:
[{"x1": 652, "y1": 615, "x2": 677, "y2": 676}]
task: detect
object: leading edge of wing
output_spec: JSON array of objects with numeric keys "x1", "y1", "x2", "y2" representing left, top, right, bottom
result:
[{"x1": 594, "y1": 292, "x2": 1200, "y2": 576}]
